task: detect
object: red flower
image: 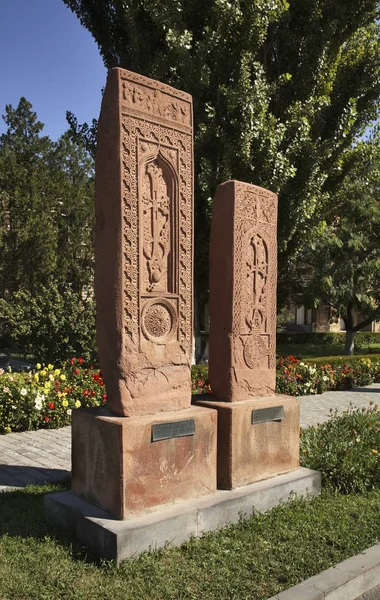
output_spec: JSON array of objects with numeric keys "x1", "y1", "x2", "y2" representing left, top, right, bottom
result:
[
  {"x1": 103, "y1": 394, "x2": 107, "y2": 402},
  {"x1": 48, "y1": 402, "x2": 54, "y2": 410},
  {"x1": 79, "y1": 357, "x2": 83, "y2": 364},
  {"x1": 83, "y1": 389, "x2": 89, "y2": 396},
  {"x1": 71, "y1": 357, "x2": 76, "y2": 365},
  {"x1": 74, "y1": 368, "x2": 80, "y2": 375},
  {"x1": 44, "y1": 416, "x2": 49, "y2": 423},
  {"x1": 99, "y1": 380, "x2": 104, "y2": 387},
  {"x1": 91, "y1": 390, "x2": 96, "y2": 396}
]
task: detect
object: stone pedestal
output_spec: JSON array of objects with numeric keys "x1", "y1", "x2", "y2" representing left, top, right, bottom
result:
[
  {"x1": 45, "y1": 468, "x2": 321, "y2": 562},
  {"x1": 195, "y1": 395, "x2": 299, "y2": 489},
  {"x1": 72, "y1": 406, "x2": 217, "y2": 519}
]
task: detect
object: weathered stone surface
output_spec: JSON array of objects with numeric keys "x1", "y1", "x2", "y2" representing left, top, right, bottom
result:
[
  {"x1": 196, "y1": 395, "x2": 300, "y2": 489},
  {"x1": 72, "y1": 406, "x2": 217, "y2": 519},
  {"x1": 208, "y1": 180, "x2": 278, "y2": 402},
  {"x1": 95, "y1": 68, "x2": 194, "y2": 417}
]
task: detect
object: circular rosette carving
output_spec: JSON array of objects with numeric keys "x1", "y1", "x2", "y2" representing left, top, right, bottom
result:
[
  {"x1": 243, "y1": 335, "x2": 268, "y2": 369},
  {"x1": 141, "y1": 299, "x2": 178, "y2": 344}
]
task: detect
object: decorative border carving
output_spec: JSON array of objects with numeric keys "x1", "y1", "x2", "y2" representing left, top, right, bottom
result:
[
  {"x1": 120, "y1": 71, "x2": 192, "y2": 132},
  {"x1": 121, "y1": 114, "x2": 193, "y2": 356},
  {"x1": 233, "y1": 182, "x2": 277, "y2": 370}
]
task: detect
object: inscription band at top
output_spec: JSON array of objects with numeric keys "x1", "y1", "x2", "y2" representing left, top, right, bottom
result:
[
  {"x1": 152, "y1": 419, "x2": 196, "y2": 442},
  {"x1": 251, "y1": 406, "x2": 285, "y2": 425}
]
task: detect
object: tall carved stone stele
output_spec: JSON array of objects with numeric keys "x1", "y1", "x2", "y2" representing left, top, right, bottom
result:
[
  {"x1": 95, "y1": 67, "x2": 194, "y2": 417},
  {"x1": 197, "y1": 180, "x2": 300, "y2": 489},
  {"x1": 209, "y1": 180, "x2": 277, "y2": 401}
]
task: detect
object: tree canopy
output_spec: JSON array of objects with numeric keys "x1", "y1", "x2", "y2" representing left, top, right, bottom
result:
[
  {"x1": 0, "y1": 98, "x2": 96, "y2": 360},
  {"x1": 63, "y1": 0, "x2": 380, "y2": 318},
  {"x1": 291, "y1": 128, "x2": 380, "y2": 354}
]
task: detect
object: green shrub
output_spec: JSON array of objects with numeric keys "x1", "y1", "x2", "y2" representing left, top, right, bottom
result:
[
  {"x1": 300, "y1": 405, "x2": 380, "y2": 493},
  {"x1": 305, "y1": 354, "x2": 380, "y2": 366},
  {"x1": 277, "y1": 331, "x2": 380, "y2": 347},
  {"x1": 0, "y1": 284, "x2": 97, "y2": 362}
]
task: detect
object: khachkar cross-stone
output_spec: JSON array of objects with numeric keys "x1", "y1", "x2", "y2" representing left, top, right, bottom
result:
[
  {"x1": 197, "y1": 180, "x2": 299, "y2": 490},
  {"x1": 208, "y1": 180, "x2": 278, "y2": 401},
  {"x1": 95, "y1": 68, "x2": 194, "y2": 417}
]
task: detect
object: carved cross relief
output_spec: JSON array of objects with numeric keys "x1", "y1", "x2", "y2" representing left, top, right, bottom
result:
[
  {"x1": 245, "y1": 234, "x2": 268, "y2": 333},
  {"x1": 141, "y1": 158, "x2": 173, "y2": 293}
]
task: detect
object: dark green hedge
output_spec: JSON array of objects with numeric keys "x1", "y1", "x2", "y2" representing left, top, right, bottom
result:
[{"x1": 277, "y1": 331, "x2": 380, "y2": 346}]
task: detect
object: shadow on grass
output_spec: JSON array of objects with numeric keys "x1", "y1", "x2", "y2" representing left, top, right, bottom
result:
[
  {"x1": 0, "y1": 464, "x2": 70, "y2": 488},
  {"x1": 0, "y1": 480, "x2": 104, "y2": 565}
]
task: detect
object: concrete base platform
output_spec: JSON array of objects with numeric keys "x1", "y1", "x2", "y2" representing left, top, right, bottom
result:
[{"x1": 44, "y1": 467, "x2": 321, "y2": 563}]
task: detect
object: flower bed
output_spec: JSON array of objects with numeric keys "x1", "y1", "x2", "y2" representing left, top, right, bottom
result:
[
  {"x1": 276, "y1": 354, "x2": 380, "y2": 396},
  {"x1": 1, "y1": 355, "x2": 380, "y2": 434},
  {"x1": 0, "y1": 358, "x2": 105, "y2": 434}
]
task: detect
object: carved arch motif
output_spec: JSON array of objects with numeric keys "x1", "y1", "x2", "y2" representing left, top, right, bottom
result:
[{"x1": 139, "y1": 150, "x2": 178, "y2": 295}]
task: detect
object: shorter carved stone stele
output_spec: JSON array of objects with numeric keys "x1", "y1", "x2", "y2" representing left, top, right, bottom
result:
[
  {"x1": 94, "y1": 68, "x2": 193, "y2": 417},
  {"x1": 208, "y1": 180, "x2": 278, "y2": 401}
]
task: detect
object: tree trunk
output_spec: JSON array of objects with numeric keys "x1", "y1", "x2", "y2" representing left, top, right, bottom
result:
[{"x1": 344, "y1": 329, "x2": 355, "y2": 356}]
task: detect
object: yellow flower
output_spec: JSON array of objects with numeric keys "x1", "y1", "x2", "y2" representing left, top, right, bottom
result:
[
  {"x1": 34, "y1": 373, "x2": 39, "y2": 382},
  {"x1": 44, "y1": 382, "x2": 51, "y2": 391},
  {"x1": 36, "y1": 363, "x2": 41, "y2": 370},
  {"x1": 48, "y1": 374, "x2": 54, "y2": 382},
  {"x1": 356, "y1": 437, "x2": 361, "y2": 443},
  {"x1": 60, "y1": 374, "x2": 66, "y2": 381},
  {"x1": 62, "y1": 399, "x2": 68, "y2": 408},
  {"x1": 371, "y1": 449, "x2": 378, "y2": 454},
  {"x1": 47, "y1": 364, "x2": 54, "y2": 370},
  {"x1": 54, "y1": 369, "x2": 61, "y2": 376},
  {"x1": 41, "y1": 370, "x2": 47, "y2": 377},
  {"x1": 5, "y1": 426, "x2": 11, "y2": 433},
  {"x1": 75, "y1": 400, "x2": 81, "y2": 408}
]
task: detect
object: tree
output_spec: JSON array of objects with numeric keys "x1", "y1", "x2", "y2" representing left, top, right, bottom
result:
[
  {"x1": 291, "y1": 130, "x2": 380, "y2": 355},
  {"x1": 62, "y1": 0, "x2": 380, "y2": 334},
  {"x1": 0, "y1": 98, "x2": 56, "y2": 296},
  {"x1": 0, "y1": 98, "x2": 96, "y2": 360}
]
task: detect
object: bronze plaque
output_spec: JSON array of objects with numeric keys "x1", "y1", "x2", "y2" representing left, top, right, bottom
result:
[
  {"x1": 152, "y1": 419, "x2": 196, "y2": 442},
  {"x1": 251, "y1": 406, "x2": 284, "y2": 424}
]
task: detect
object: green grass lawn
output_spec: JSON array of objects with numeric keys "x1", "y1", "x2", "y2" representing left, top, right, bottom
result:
[{"x1": 1, "y1": 482, "x2": 380, "y2": 599}]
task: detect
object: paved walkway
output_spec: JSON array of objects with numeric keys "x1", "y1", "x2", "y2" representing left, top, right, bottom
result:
[{"x1": 0, "y1": 383, "x2": 379, "y2": 492}]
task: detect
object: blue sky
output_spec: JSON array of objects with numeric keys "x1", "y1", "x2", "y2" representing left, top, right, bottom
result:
[{"x1": 0, "y1": 0, "x2": 107, "y2": 140}]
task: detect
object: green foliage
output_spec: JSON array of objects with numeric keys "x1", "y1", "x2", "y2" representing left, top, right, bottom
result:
[
  {"x1": 277, "y1": 331, "x2": 380, "y2": 347},
  {"x1": 62, "y1": 0, "x2": 380, "y2": 310},
  {"x1": 0, "y1": 98, "x2": 96, "y2": 360},
  {"x1": 0, "y1": 284, "x2": 96, "y2": 362},
  {"x1": 301, "y1": 405, "x2": 380, "y2": 493},
  {"x1": 290, "y1": 128, "x2": 380, "y2": 350}
]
